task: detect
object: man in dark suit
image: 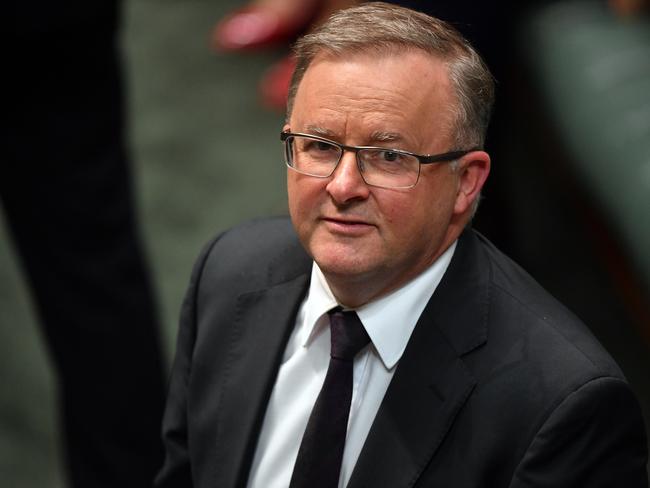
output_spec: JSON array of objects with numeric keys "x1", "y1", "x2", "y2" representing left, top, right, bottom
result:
[{"x1": 156, "y1": 3, "x2": 648, "y2": 487}]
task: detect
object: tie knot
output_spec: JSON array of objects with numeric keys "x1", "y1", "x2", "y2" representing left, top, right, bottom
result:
[{"x1": 328, "y1": 309, "x2": 370, "y2": 361}]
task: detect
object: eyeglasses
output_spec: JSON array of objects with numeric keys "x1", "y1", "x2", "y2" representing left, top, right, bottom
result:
[{"x1": 281, "y1": 131, "x2": 476, "y2": 189}]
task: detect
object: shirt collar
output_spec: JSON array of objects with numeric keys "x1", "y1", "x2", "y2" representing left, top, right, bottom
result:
[
  {"x1": 300, "y1": 241, "x2": 457, "y2": 369},
  {"x1": 299, "y1": 267, "x2": 339, "y2": 347}
]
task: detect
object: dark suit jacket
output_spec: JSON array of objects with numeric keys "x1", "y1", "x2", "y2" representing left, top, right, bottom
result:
[{"x1": 156, "y1": 217, "x2": 648, "y2": 487}]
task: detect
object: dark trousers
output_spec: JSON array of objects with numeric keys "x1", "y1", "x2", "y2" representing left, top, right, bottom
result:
[{"x1": 3, "y1": 2, "x2": 165, "y2": 486}]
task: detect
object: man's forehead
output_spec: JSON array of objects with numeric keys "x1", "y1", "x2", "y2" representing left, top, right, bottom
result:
[
  {"x1": 298, "y1": 48, "x2": 451, "y2": 106},
  {"x1": 286, "y1": 46, "x2": 450, "y2": 121},
  {"x1": 290, "y1": 50, "x2": 454, "y2": 149}
]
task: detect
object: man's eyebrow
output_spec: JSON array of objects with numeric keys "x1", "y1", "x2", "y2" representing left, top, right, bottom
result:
[
  {"x1": 302, "y1": 127, "x2": 406, "y2": 145},
  {"x1": 304, "y1": 125, "x2": 336, "y2": 138},
  {"x1": 369, "y1": 131, "x2": 405, "y2": 144}
]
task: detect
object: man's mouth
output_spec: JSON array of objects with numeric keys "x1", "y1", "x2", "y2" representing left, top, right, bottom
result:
[{"x1": 321, "y1": 216, "x2": 374, "y2": 235}]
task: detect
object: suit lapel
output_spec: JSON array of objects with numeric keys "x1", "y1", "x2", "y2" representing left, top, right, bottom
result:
[
  {"x1": 348, "y1": 310, "x2": 477, "y2": 488},
  {"x1": 349, "y1": 230, "x2": 490, "y2": 488},
  {"x1": 212, "y1": 271, "x2": 310, "y2": 487}
]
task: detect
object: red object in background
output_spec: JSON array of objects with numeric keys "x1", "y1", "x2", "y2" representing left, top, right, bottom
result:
[
  {"x1": 259, "y1": 55, "x2": 297, "y2": 111},
  {"x1": 212, "y1": 5, "x2": 316, "y2": 51}
]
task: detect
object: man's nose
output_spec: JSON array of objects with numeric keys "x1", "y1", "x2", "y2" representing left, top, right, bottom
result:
[{"x1": 325, "y1": 151, "x2": 370, "y2": 204}]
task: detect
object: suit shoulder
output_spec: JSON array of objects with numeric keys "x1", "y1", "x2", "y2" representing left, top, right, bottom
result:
[
  {"x1": 195, "y1": 216, "x2": 311, "y2": 292},
  {"x1": 473, "y1": 231, "x2": 625, "y2": 381},
  {"x1": 209, "y1": 216, "x2": 299, "y2": 255}
]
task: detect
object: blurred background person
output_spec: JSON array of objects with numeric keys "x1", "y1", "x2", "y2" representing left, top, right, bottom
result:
[{"x1": 4, "y1": 0, "x2": 165, "y2": 486}]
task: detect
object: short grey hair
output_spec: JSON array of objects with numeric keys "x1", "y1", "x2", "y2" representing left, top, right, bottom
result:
[{"x1": 286, "y1": 2, "x2": 495, "y2": 150}]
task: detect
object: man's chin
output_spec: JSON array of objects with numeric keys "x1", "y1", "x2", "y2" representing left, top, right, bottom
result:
[
  {"x1": 303, "y1": 228, "x2": 384, "y2": 275},
  {"x1": 312, "y1": 250, "x2": 377, "y2": 282}
]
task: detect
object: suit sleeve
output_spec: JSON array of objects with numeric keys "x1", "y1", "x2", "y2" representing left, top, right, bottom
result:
[
  {"x1": 509, "y1": 376, "x2": 649, "y2": 488},
  {"x1": 155, "y1": 236, "x2": 220, "y2": 487}
]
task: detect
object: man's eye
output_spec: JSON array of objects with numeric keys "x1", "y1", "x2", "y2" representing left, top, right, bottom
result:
[
  {"x1": 371, "y1": 150, "x2": 404, "y2": 163},
  {"x1": 315, "y1": 142, "x2": 333, "y2": 151},
  {"x1": 380, "y1": 151, "x2": 400, "y2": 162},
  {"x1": 304, "y1": 141, "x2": 335, "y2": 152}
]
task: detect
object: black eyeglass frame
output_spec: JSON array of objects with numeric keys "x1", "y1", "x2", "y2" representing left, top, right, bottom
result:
[{"x1": 281, "y1": 131, "x2": 478, "y2": 188}]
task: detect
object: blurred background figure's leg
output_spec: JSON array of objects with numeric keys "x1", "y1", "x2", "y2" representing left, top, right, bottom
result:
[{"x1": 4, "y1": 0, "x2": 165, "y2": 486}]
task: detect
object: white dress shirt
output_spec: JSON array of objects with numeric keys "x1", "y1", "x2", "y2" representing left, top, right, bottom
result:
[{"x1": 246, "y1": 241, "x2": 456, "y2": 488}]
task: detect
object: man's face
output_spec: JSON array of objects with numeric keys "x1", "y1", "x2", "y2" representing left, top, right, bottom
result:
[{"x1": 287, "y1": 50, "x2": 487, "y2": 306}]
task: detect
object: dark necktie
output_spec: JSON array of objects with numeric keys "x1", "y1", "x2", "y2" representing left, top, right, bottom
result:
[{"x1": 289, "y1": 308, "x2": 371, "y2": 488}]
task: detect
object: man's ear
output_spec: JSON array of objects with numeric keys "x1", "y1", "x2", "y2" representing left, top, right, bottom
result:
[{"x1": 453, "y1": 150, "x2": 491, "y2": 215}]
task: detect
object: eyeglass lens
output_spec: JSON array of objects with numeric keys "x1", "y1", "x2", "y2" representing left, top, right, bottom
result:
[{"x1": 286, "y1": 135, "x2": 420, "y2": 189}]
